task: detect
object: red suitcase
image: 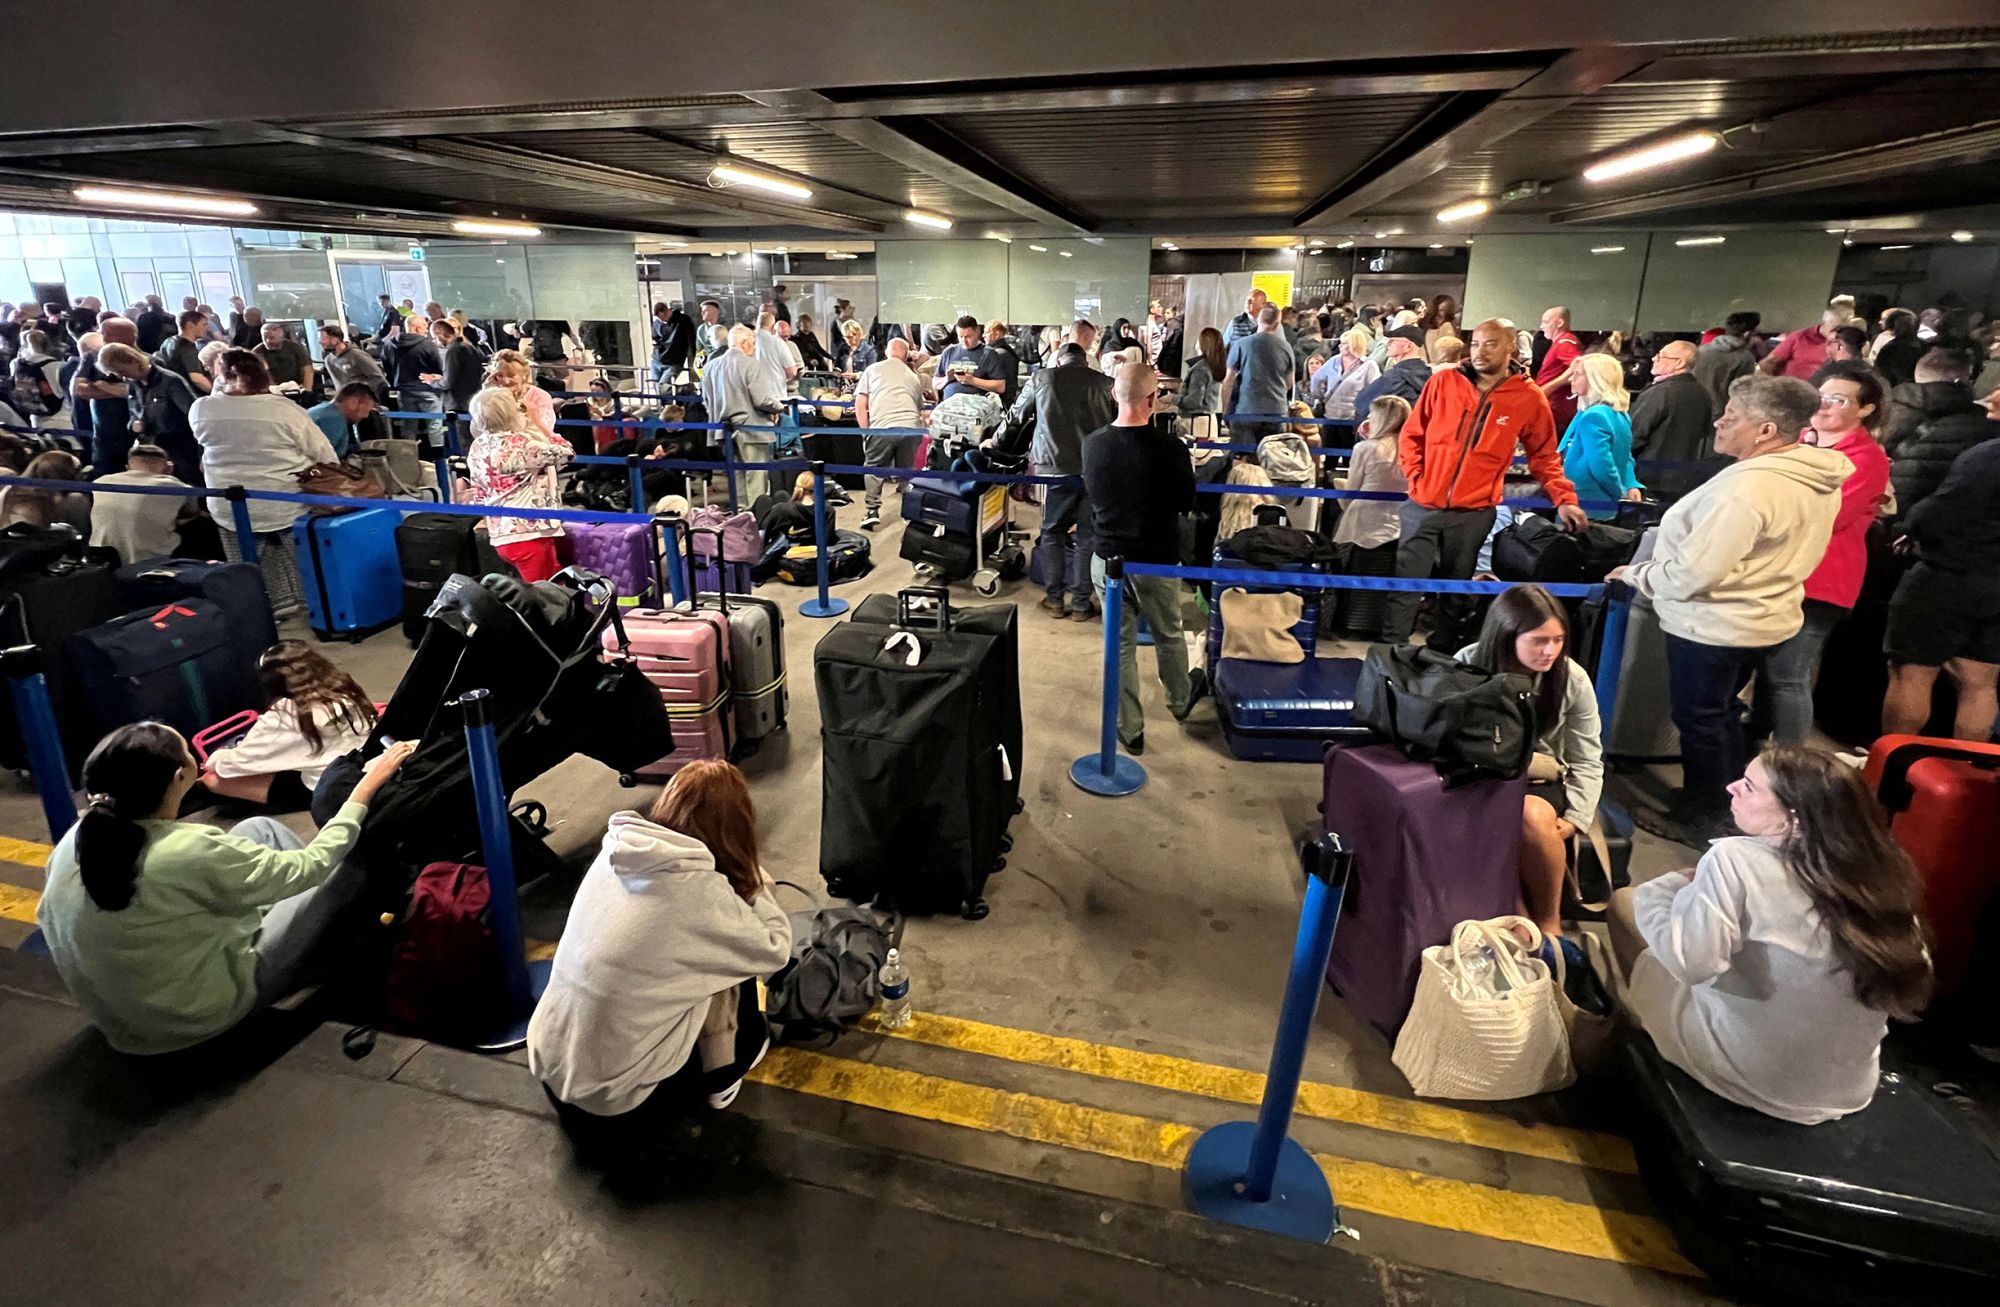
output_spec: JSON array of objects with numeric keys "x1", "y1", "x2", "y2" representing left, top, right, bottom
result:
[
  {"x1": 1864, "y1": 735, "x2": 2000, "y2": 998},
  {"x1": 603, "y1": 608, "x2": 734, "y2": 778}
]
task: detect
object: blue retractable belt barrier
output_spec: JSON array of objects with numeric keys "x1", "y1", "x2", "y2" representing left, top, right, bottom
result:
[
  {"x1": 1068, "y1": 556, "x2": 1146, "y2": 797},
  {"x1": 2, "y1": 644, "x2": 78, "y2": 841},
  {"x1": 456, "y1": 687, "x2": 548, "y2": 1054},
  {"x1": 800, "y1": 461, "x2": 848, "y2": 620}
]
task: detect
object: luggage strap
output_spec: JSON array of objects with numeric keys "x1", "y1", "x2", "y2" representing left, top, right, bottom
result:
[
  {"x1": 662, "y1": 688, "x2": 731, "y2": 717},
  {"x1": 736, "y1": 671, "x2": 786, "y2": 701}
]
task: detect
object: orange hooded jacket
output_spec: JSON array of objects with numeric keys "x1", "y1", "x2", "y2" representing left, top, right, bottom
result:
[{"x1": 1398, "y1": 363, "x2": 1578, "y2": 511}]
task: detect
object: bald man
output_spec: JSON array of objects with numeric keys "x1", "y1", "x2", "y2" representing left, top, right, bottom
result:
[
  {"x1": 853, "y1": 335, "x2": 928, "y2": 526},
  {"x1": 1535, "y1": 305, "x2": 1581, "y2": 430},
  {"x1": 1629, "y1": 338, "x2": 1720, "y2": 497},
  {"x1": 73, "y1": 315, "x2": 140, "y2": 471},
  {"x1": 1082, "y1": 361, "x2": 1202, "y2": 753}
]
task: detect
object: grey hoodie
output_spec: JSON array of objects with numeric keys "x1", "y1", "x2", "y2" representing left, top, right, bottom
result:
[
  {"x1": 1624, "y1": 445, "x2": 1851, "y2": 647},
  {"x1": 527, "y1": 811, "x2": 791, "y2": 1115}
]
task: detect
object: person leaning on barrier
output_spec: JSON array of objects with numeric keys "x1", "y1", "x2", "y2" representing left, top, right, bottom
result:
[
  {"x1": 1608, "y1": 374, "x2": 1847, "y2": 846},
  {"x1": 853, "y1": 336, "x2": 928, "y2": 531},
  {"x1": 95, "y1": 341, "x2": 203, "y2": 485},
  {"x1": 1383, "y1": 318, "x2": 1586, "y2": 646},
  {"x1": 1084, "y1": 361, "x2": 1204, "y2": 755},
  {"x1": 701, "y1": 323, "x2": 787, "y2": 504},
  {"x1": 1011, "y1": 340, "x2": 1117, "y2": 620},
  {"x1": 35, "y1": 723, "x2": 415, "y2": 1056}
]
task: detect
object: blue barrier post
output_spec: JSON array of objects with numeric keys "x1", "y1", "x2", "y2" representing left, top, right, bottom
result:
[
  {"x1": 457, "y1": 687, "x2": 546, "y2": 1053},
  {"x1": 434, "y1": 456, "x2": 454, "y2": 503},
  {"x1": 1069, "y1": 556, "x2": 1146, "y2": 796},
  {"x1": 723, "y1": 430, "x2": 741, "y2": 512},
  {"x1": 657, "y1": 515, "x2": 688, "y2": 607},
  {"x1": 1593, "y1": 582, "x2": 1632, "y2": 721},
  {"x1": 2, "y1": 645, "x2": 77, "y2": 841},
  {"x1": 625, "y1": 454, "x2": 647, "y2": 515},
  {"x1": 223, "y1": 484, "x2": 258, "y2": 565},
  {"x1": 1184, "y1": 833, "x2": 1354, "y2": 1241},
  {"x1": 800, "y1": 460, "x2": 849, "y2": 619}
]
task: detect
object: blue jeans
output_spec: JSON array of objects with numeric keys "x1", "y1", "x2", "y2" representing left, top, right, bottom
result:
[
  {"x1": 395, "y1": 388, "x2": 444, "y2": 455},
  {"x1": 1754, "y1": 601, "x2": 1844, "y2": 745},
  {"x1": 1036, "y1": 480, "x2": 1095, "y2": 609},
  {"x1": 1663, "y1": 633, "x2": 1774, "y2": 814},
  {"x1": 237, "y1": 817, "x2": 367, "y2": 1006}
]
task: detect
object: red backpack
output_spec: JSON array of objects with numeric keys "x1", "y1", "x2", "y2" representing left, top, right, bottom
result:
[{"x1": 383, "y1": 862, "x2": 510, "y2": 1045}]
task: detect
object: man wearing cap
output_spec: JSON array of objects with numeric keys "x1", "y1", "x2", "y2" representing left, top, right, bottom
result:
[{"x1": 1352, "y1": 325, "x2": 1431, "y2": 412}]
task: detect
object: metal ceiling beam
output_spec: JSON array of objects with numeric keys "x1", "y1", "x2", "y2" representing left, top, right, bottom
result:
[
  {"x1": 742, "y1": 90, "x2": 1091, "y2": 231},
  {"x1": 1550, "y1": 118, "x2": 2000, "y2": 223},
  {"x1": 1290, "y1": 47, "x2": 1656, "y2": 227}
]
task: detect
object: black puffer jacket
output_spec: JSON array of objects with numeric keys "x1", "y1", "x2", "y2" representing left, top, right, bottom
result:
[{"x1": 1882, "y1": 380, "x2": 1990, "y2": 520}]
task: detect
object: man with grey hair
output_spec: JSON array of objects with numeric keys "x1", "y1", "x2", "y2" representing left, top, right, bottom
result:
[
  {"x1": 853, "y1": 336, "x2": 928, "y2": 529},
  {"x1": 754, "y1": 309, "x2": 797, "y2": 395},
  {"x1": 1008, "y1": 340, "x2": 1116, "y2": 617},
  {"x1": 1610, "y1": 373, "x2": 1850, "y2": 843},
  {"x1": 1628, "y1": 338, "x2": 1717, "y2": 497},
  {"x1": 702, "y1": 323, "x2": 787, "y2": 503}
]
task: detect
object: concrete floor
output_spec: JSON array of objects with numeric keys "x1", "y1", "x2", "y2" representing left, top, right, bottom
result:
[{"x1": 0, "y1": 492, "x2": 1722, "y2": 1304}]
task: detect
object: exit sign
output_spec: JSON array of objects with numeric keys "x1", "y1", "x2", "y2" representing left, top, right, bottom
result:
[{"x1": 408, "y1": 246, "x2": 425, "y2": 261}]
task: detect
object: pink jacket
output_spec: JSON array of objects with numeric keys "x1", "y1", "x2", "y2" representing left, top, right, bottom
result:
[{"x1": 1803, "y1": 427, "x2": 1889, "y2": 608}]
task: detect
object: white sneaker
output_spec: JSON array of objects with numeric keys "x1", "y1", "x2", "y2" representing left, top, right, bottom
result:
[
  {"x1": 861, "y1": 511, "x2": 881, "y2": 530},
  {"x1": 706, "y1": 1033, "x2": 771, "y2": 1110}
]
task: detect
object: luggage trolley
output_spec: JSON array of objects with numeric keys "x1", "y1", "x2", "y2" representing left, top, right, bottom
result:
[{"x1": 901, "y1": 451, "x2": 1031, "y2": 597}]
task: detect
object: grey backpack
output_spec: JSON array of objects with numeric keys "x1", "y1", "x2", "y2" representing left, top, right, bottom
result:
[{"x1": 766, "y1": 884, "x2": 903, "y2": 1046}]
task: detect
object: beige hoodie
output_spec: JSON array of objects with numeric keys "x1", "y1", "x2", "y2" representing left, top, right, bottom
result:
[{"x1": 1624, "y1": 445, "x2": 1851, "y2": 647}]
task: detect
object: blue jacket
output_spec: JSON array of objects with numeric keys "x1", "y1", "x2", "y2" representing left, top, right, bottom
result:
[{"x1": 1560, "y1": 404, "x2": 1641, "y2": 518}]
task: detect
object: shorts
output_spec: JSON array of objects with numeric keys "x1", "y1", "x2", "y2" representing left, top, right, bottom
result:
[
  {"x1": 1884, "y1": 563, "x2": 2000, "y2": 667},
  {"x1": 267, "y1": 771, "x2": 311, "y2": 813},
  {"x1": 1525, "y1": 779, "x2": 1567, "y2": 818},
  {"x1": 495, "y1": 535, "x2": 563, "y2": 584}
]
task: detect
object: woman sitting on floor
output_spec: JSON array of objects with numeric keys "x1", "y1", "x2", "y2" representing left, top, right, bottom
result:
[
  {"x1": 1457, "y1": 583, "x2": 1603, "y2": 941},
  {"x1": 35, "y1": 724, "x2": 413, "y2": 1055},
  {"x1": 1608, "y1": 745, "x2": 1932, "y2": 1124},
  {"x1": 201, "y1": 641, "x2": 377, "y2": 811},
  {"x1": 528, "y1": 759, "x2": 791, "y2": 1147}
]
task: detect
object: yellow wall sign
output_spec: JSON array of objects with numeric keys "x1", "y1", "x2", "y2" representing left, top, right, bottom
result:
[{"x1": 1251, "y1": 271, "x2": 1294, "y2": 308}]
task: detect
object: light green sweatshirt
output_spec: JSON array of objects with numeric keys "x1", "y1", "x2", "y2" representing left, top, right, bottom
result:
[{"x1": 36, "y1": 802, "x2": 366, "y2": 1054}]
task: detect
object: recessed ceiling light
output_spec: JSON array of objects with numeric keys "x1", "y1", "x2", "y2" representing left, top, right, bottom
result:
[
  {"x1": 1825, "y1": 228, "x2": 1847, "y2": 235},
  {"x1": 773, "y1": 246, "x2": 788, "y2": 253},
  {"x1": 1028, "y1": 244, "x2": 1048, "y2": 252},
  {"x1": 1159, "y1": 242, "x2": 1178, "y2": 251},
  {"x1": 1879, "y1": 244, "x2": 1913, "y2": 251},
  {"x1": 1843, "y1": 238, "x2": 1854, "y2": 246},
  {"x1": 1435, "y1": 198, "x2": 1491, "y2": 224},
  {"x1": 708, "y1": 163, "x2": 812, "y2": 200},
  {"x1": 1674, "y1": 235, "x2": 1727, "y2": 247},
  {"x1": 1058, "y1": 250, "x2": 1073, "y2": 257},
  {"x1": 904, "y1": 208, "x2": 954, "y2": 230},
  {"x1": 73, "y1": 184, "x2": 257, "y2": 218},
  {"x1": 453, "y1": 219, "x2": 540, "y2": 237},
  {"x1": 1336, "y1": 240, "x2": 1354, "y2": 250},
  {"x1": 1428, "y1": 243, "x2": 1445, "y2": 250},
  {"x1": 1372, "y1": 231, "x2": 1388, "y2": 239},
  {"x1": 1582, "y1": 130, "x2": 1721, "y2": 183},
  {"x1": 1590, "y1": 245, "x2": 1627, "y2": 254},
  {"x1": 987, "y1": 232, "x2": 1012, "y2": 243},
  {"x1": 1951, "y1": 230, "x2": 1975, "y2": 243}
]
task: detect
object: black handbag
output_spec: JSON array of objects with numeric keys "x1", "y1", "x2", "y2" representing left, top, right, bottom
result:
[{"x1": 1353, "y1": 642, "x2": 1537, "y2": 785}]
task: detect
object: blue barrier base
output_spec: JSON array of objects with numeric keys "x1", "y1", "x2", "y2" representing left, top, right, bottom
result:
[
  {"x1": 471, "y1": 958, "x2": 552, "y2": 1055},
  {"x1": 1068, "y1": 752, "x2": 1146, "y2": 796},
  {"x1": 800, "y1": 596, "x2": 849, "y2": 619},
  {"x1": 1183, "y1": 1121, "x2": 1336, "y2": 1242}
]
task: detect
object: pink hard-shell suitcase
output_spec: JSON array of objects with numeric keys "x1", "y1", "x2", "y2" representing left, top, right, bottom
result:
[{"x1": 602, "y1": 608, "x2": 734, "y2": 776}]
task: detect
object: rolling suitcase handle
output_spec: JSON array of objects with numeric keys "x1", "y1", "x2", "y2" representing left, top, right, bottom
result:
[
  {"x1": 898, "y1": 586, "x2": 953, "y2": 630},
  {"x1": 684, "y1": 525, "x2": 730, "y2": 614},
  {"x1": 1872, "y1": 737, "x2": 2000, "y2": 810}
]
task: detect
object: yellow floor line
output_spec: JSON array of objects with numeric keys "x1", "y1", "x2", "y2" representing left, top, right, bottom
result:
[
  {"x1": 750, "y1": 1046, "x2": 1697, "y2": 1277},
  {"x1": 0, "y1": 880, "x2": 41, "y2": 926},
  {"x1": 869, "y1": 1010, "x2": 1636, "y2": 1175},
  {"x1": 0, "y1": 835, "x2": 53, "y2": 868}
]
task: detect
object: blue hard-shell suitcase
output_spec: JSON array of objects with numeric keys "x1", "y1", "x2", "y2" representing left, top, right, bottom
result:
[
  {"x1": 1212, "y1": 657, "x2": 1369, "y2": 762},
  {"x1": 294, "y1": 509, "x2": 403, "y2": 640}
]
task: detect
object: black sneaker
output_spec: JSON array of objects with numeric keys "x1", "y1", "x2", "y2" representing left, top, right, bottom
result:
[
  {"x1": 1122, "y1": 734, "x2": 1145, "y2": 756},
  {"x1": 1067, "y1": 604, "x2": 1100, "y2": 622},
  {"x1": 1171, "y1": 667, "x2": 1209, "y2": 722},
  {"x1": 860, "y1": 511, "x2": 881, "y2": 531}
]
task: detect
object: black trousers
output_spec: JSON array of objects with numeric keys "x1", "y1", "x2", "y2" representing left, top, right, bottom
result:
[{"x1": 1383, "y1": 503, "x2": 1497, "y2": 642}]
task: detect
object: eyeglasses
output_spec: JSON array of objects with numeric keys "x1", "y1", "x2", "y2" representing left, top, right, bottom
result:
[{"x1": 1817, "y1": 393, "x2": 1856, "y2": 408}]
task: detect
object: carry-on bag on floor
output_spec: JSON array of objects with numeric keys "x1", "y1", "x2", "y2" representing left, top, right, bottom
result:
[
  {"x1": 562, "y1": 519, "x2": 660, "y2": 608},
  {"x1": 114, "y1": 558, "x2": 277, "y2": 654},
  {"x1": 394, "y1": 511, "x2": 517, "y2": 644},
  {"x1": 1863, "y1": 736, "x2": 2000, "y2": 1002},
  {"x1": 1321, "y1": 743, "x2": 1526, "y2": 1036},
  {"x1": 1622, "y1": 1036, "x2": 2000, "y2": 1300},
  {"x1": 816, "y1": 592, "x2": 1010, "y2": 919},
  {"x1": 848, "y1": 587, "x2": 1023, "y2": 825},
  {"x1": 70, "y1": 597, "x2": 265, "y2": 739},
  {"x1": 294, "y1": 508, "x2": 404, "y2": 641},
  {"x1": 686, "y1": 508, "x2": 758, "y2": 594},
  {"x1": 0, "y1": 540, "x2": 122, "y2": 772},
  {"x1": 771, "y1": 529, "x2": 873, "y2": 586},
  {"x1": 678, "y1": 589, "x2": 786, "y2": 752},
  {"x1": 606, "y1": 606, "x2": 733, "y2": 777}
]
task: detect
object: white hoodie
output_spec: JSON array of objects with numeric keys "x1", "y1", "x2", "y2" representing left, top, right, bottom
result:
[
  {"x1": 1623, "y1": 445, "x2": 1851, "y2": 648},
  {"x1": 527, "y1": 812, "x2": 791, "y2": 1116}
]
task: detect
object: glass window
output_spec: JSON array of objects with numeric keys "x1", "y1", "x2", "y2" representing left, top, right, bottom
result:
[
  {"x1": 61, "y1": 259, "x2": 105, "y2": 305},
  {"x1": 198, "y1": 270, "x2": 236, "y2": 307},
  {"x1": 186, "y1": 228, "x2": 235, "y2": 256},
  {"x1": 0, "y1": 259, "x2": 31, "y2": 303},
  {"x1": 158, "y1": 270, "x2": 195, "y2": 306},
  {"x1": 120, "y1": 269, "x2": 157, "y2": 303}
]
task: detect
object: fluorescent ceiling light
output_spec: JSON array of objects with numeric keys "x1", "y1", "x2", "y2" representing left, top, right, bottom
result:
[
  {"x1": 1590, "y1": 245, "x2": 1627, "y2": 254},
  {"x1": 1058, "y1": 250, "x2": 1073, "y2": 257},
  {"x1": 708, "y1": 163, "x2": 812, "y2": 200},
  {"x1": 1583, "y1": 130, "x2": 1721, "y2": 183},
  {"x1": 1028, "y1": 244, "x2": 1048, "y2": 252},
  {"x1": 1435, "y1": 198, "x2": 1490, "y2": 224},
  {"x1": 1159, "y1": 242, "x2": 1178, "y2": 250},
  {"x1": 904, "y1": 208, "x2": 954, "y2": 230},
  {"x1": 1951, "y1": 230, "x2": 1975, "y2": 243},
  {"x1": 1879, "y1": 244, "x2": 1913, "y2": 251},
  {"x1": 1428, "y1": 243, "x2": 1445, "y2": 250},
  {"x1": 1674, "y1": 235, "x2": 1727, "y2": 247},
  {"x1": 73, "y1": 184, "x2": 256, "y2": 218},
  {"x1": 1336, "y1": 240, "x2": 1354, "y2": 249},
  {"x1": 987, "y1": 232, "x2": 1012, "y2": 243},
  {"x1": 1372, "y1": 231, "x2": 1388, "y2": 239},
  {"x1": 452, "y1": 219, "x2": 541, "y2": 237},
  {"x1": 826, "y1": 251, "x2": 859, "y2": 260}
]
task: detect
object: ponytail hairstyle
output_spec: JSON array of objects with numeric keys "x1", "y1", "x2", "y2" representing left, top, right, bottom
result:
[
  {"x1": 73, "y1": 723, "x2": 191, "y2": 911},
  {"x1": 256, "y1": 639, "x2": 377, "y2": 754},
  {"x1": 1758, "y1": 746, "x2": 1935, "y2": 1021}
]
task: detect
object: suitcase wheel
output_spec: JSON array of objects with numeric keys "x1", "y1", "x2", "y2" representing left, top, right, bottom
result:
[
  {"x1": 973, "y1": 568, "x2": 1000, "y2": 597},
  {"x1": 961, "y1": 897, "x2": 990, "y2": 921},
  {"x1": 998, "y1": 834, "x2": 1013, "y2": 854},
  {"x1": 1013, "y1": 798, "x2": 1026, "y2": 815},
  {"x1": 618, "y1": 773, "x2": 638, "y2": 788}
]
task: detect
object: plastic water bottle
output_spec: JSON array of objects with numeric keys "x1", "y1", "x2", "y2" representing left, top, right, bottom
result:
[
  {"x1": 1462, "y1": 945, "x2": 1511, "y2": 995},
  {"x1": 878, "y1": 948, "x2": 912, "y2": 1029}
]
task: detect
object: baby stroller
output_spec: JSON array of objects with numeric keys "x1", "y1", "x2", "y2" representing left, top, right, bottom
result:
[{"x1": 899, "y1": 447, "x2": 1031, "y2": 596}]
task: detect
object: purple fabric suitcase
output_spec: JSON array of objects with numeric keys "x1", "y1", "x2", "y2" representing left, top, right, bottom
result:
[
  {"x1": 1322, "y1": 743, "x2": 1525, "y2": 1037},
  {"x1": 563, "y1": 521, "x2": 660, "y2": 607}
]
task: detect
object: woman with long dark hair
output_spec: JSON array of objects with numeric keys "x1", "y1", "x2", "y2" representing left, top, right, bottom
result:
[
  {"x1": 1459, "y1": 584, "x2": 1604, "y2": 939},
  {"x1": 201, "y1": 641, "x2": 378, "y2": 810},
  {"x1": 1609, "y1": 745, "x2": 1932, "y2": 1124},
  {"x1": 34, "y1": 723, "x2": 413, "y2": 1054},
  {"x1": 530, "y1": 759, "x2": 791, "y2": 1143},
  {"x1": 1175, "y1": 326, "x2": 1229, "y2": 421},
  {"x1": 1421, "y1": 294, "x2": 1459, "y2": 358}
]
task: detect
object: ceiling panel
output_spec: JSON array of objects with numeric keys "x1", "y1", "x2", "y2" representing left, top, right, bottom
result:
[{"x1": 937, "y1": 94, "x2": 1444, "y2": 222}]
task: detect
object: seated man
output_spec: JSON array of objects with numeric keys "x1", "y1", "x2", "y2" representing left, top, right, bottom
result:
[{"x1": 307, "y1": 381, "x2": 390, "y2": 459}]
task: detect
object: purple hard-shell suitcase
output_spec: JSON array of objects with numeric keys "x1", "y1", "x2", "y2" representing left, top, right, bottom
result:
[
  {"x1": 1321, "y1": 743, "x2": 1525, "y2": 1036},
  {"x1": 563, "y1": 520, "x2": 659, "y2": 607}
]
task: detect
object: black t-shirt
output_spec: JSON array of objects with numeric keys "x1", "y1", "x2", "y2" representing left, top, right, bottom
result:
[
  {"x1": 1082, "y1": 422, "x2": 1197, "y2": 565},
  {"x1": 132, "y1": 308, "x2": 176, "y2": 352},
  {"x1": 936, "y1": 343, "x2": 1009, "y2": 401}
]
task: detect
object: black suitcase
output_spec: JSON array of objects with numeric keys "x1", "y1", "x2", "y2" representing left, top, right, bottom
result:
[
  {"x1": 1622, "y1": 1036, "x2": 2000, "y2": 1301},
  {"x1": 69, "y1": 597, "x2": 265, "y2": 739},
  {"x1": 849, "y1": 588, "x2": 1022, "y2": 824},
  {"x1": 815, "y1": 592, "x2": 1009, "y2": 919},
  {"x1": 113, "y1": 558, "x2": 277, "y2": 654},
  {"x1": 0, "y1": 550, "x2": 124, "y2": 772},
  {"x1": 900, "y1": 485, "x2": 979, "y2": 535},
  {"x1": 394, "y1": 512, "x2": 515, "y2": 644}
]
